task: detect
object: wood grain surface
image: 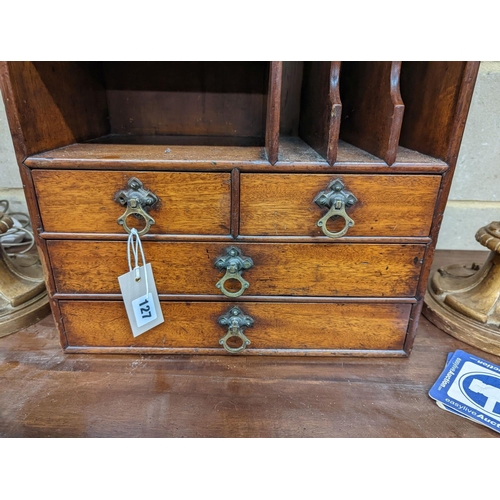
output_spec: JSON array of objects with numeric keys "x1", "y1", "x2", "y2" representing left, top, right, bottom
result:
[
  {"x1": 0, "y1": 252, "x2": 497, "y2": 437},
  {"x1": 32, "y1": 170, "x2": 231, "y2": 235},
  {"x1": 104, "y1": 61, "x2": 269, "y2": 140},
  {"x1": 399, "y1": 62, "x2": 468, "y2": 162},
  {"x1": 0, "y1": 60, "x2": 485, "y2": 436},
  {"x1": 298, "y1": 62, "x2": 342, "y2": 164},
  {"x1": 397, "y1": 62, "x2": 479, "y2": 355},
  {"x1": 47, "y1": 241, "x2": 425, "y2": 297},
  {"x1": 23, "y1": 139, "x2": 447, "y2": 172},
  {"x1": 279, "y1": 62, "x2": 304, "y2": 137},
  {"x1": 240, "y1": 173, "x2": 440, "y2": 237},
  {"x1": 59, "y1": 300, "x2": 410, "y2": 351},
  {"x1": 17, "y1": 165, "x2": 68, "y2": 350},
  {"x1": 0, "y1": 62, "x2": 109, "y2": 158},
  {"x1": 106, "y1": 90, "x2": 266, "y2": 139},
  {"x1": 340, "y1": 62, "x2": 404, "y2": 165},
  {"x1": 265, "y1": 62, "x2": 282, "y2": 165}
]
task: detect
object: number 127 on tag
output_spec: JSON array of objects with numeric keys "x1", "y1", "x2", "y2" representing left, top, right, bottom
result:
[{"x1": 131, "y1": 293, "x2": 158, "y2": 327}]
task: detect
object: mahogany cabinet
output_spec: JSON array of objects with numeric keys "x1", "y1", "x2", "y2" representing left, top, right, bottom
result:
[{"x1": 0, "y1": 61, "x2": 479, "y2": 356}]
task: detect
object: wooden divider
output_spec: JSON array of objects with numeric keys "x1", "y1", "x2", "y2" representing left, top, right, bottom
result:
[
  {"x1": 265, "y1": 61, "x2": 283, "y2": 165},
  {"x1": 298, "y1": 62, "x2": 342, "y2": 165},
  {"x1": 339, "y1": 61, "x2": 405, "y2": 165}
]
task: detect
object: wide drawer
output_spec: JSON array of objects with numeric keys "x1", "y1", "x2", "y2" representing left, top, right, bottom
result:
[
  {"x1": 48, "y1": 241, "x2": 424, "y2": 297},
  {"x1": 60, "y1": 300, "x2": 411, "y2": 351},
  {"x1": 239, "y1": 173, "x2": 440, "y2": 237},
  {"x1": 32, "y1": 170, "x2": 231, "y2": 235}
]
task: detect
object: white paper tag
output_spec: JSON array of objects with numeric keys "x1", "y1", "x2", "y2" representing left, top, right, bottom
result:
[
  {"x1": 118, "y1": 263, "x2": 164, "y2": 337},
  {"x1": 132, "y1": 293, "x2": 157, "y2": 327}
]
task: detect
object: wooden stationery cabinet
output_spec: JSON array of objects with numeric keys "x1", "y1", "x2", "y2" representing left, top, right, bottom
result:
[{"x1": 0, "y1": 61, "x2": 479, "y2": 356}]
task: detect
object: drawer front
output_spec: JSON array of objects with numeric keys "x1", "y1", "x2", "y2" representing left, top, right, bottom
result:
[
  {"x1": 32, "y1": 170, "x2": 231, "y2": 235},
  {"x1": 48, "y1": 241, "x2": 424, "y2": 297},
  {"x1": 240, "y1": 174, "x2": 440, "y2": 237},
  {"x1": 60, "y1": 301, "x2": 411, "y2": 351}
]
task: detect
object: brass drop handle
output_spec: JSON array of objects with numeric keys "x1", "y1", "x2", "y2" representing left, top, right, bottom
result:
[
  {"x1": 115, "y1": 177, "x2": 159, "y2": 237},
  {"x1": 314, "y1": 178, "x2": 357, "y2": 238},
  {"x1": 117, "y1": 199, "x2": 155, "y2": 236},
  {"x1": 214, "y1": 246, "x2": 254, "y2": 298},
  {"x1": 218, "y1": 306, "x2": 254, "y2": 354}
]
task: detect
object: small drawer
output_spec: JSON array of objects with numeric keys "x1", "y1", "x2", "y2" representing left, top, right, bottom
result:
[
  {"x1": 48, "y1": 241, "x2": 424, "y2": 298},
  {"x1": 239, "y1": 173, "x2": 440, "y2": 237},
  {"x1": 32, "y1": 170, "x2": 231, "y2": 235},
  {"x1": 60, "y1": 300, "x2": 411, "y2": 352}
]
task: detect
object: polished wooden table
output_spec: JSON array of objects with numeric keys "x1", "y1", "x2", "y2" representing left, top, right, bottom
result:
[{"x1": 1, "y1": 250, "x2": 498, "y2": 437}]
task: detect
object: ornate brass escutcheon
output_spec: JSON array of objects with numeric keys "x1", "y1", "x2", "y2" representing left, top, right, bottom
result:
[
  {"x1": 115, "y1": 177, "x2": 159, "y2": 236},
  {"x1": 214, "y1": 246, "x2": 254, "y2": 298},
  {"x1": 218, "y1": 306, "x2": 254, "y2": 354},
  {"x1": 314, "y1": 178, "x2": 357, "y2": 238}
]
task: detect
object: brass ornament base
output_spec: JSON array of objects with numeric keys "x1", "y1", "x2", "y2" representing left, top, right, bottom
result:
[
  {"x1": 0, "y1": 246, "x2": 51, "y2": 338},
  {"x1": 423, "y1": 221, "x2": 500, "y2": 356},
  {"x1": 0, "y1": 291, "x2": 50, "y2": 339}
]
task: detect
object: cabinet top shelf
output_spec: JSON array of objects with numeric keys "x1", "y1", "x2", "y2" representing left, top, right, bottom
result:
[
  {"x1": 1, "y1": 61, "x2": 476, "y2": 170},
  {"x1": 24, "y1": 137, "x2": 447, "y2": 173}
]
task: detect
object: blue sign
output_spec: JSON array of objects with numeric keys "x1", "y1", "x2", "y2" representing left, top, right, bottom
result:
[
  {"x1": 429, "y1": 350, "x2": 500, "y2": 434},
  {"x1": 460, "y1": 372, "x2": 500, "y2": 415}
]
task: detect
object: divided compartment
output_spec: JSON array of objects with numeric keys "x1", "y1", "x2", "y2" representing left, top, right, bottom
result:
[
  {"x1": 398, "y1": 61, "x2": 472, "y2": 163},
  {"x1": 279, "y1": 62, "x2": 342, "y2": 164},
  {"x1": 339, "y1": 61, "x2": 404, "y2": 165},
  {"x1": 1, "y1": 61, "x2": 281, "y2": 162},
  {"x1": 1, "y1": 61, "x2": 477, "y2": 167},
  {"x1": 101, "y1": 62, "x2": 271, "y2": 146},
  {"x1": 337, "y1": 61, "x2": 478, "y2": 166},
  {"x1": 277, "y1": 61, "x2": 445, "y2": 166}
]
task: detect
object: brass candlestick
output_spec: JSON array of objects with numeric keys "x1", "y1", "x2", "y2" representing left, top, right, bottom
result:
[{"x1": 423, "y1": 221, "x2": 500, "y2": 355}]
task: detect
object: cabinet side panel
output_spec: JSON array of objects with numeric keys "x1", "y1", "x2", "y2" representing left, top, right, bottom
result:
[
  {"x1": 403, "y1": 63, "x2": 479, "y2": 353},
  {"x1": 0, "y1": 62, "x2": 28, "y2": 164},
  {"x1": 399, "y1": 62, "x2": 472, "y2": 162},
  {"x1": 18, "y1": 166, "x2": 67, "y2": 348},
  {"x1": 1, "y1": 62, "x2": 109, "y2": 157}
]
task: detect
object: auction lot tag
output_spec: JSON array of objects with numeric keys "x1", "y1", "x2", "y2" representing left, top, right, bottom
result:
[
  {"x1": 118, "y1": 263, "x2": 164, "y2": 337},
  {"x1": 429, "y1": 350, "x2": 500, "y2": 434},
  {"x1": 132, "y1": 292, "x2": 157, "y2": 327}
]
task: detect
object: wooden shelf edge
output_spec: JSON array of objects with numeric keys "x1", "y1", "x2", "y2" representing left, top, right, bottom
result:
[
  {"x1": 52, "y1": 294, "x2": 418, "y2": 303},
  {"x1": 25, "y1": 159, "x2": 449, "y2": 174},
  {"x1": 39, "y1": 232, "x2": 433, "y2": 244},
  {"x1": 62, "y1": 345, "x2": 408, "y2": 357},
  {"x1": 24, "y1": 139, "x2": 448, "y2": 172}
]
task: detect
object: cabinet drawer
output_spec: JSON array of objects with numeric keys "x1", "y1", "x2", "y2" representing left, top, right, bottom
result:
[
  {"x1": 240, "y1": 174, "x2": 440, "y2": 237},
  {"x1": 48, "y1": 241, "x2": 424, "y2": 297},
  {"x1": 32, "y1": 170, "x2": 231, "y2": 235},
  {"x1": 60, "y1": 300, "x2": 411, "y2": 352}
]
